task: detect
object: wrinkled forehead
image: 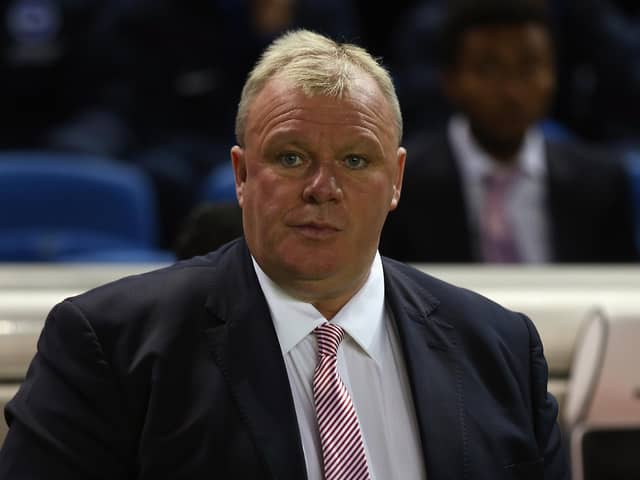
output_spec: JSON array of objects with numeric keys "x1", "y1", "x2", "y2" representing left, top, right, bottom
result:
[{"x1": 246, "y1": 74, "x2": 399, "y2": 144}]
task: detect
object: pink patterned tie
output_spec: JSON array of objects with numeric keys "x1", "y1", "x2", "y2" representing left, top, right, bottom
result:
[
  {"x1": 313, "y1": 323, "x2": 371, "y2": 480},
  {"x1": 481, "y1": 169, "x2": 521, "y2": 263}
]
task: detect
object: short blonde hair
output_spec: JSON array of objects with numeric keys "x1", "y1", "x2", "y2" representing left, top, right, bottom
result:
[{"x1": 235, "y1": 29, "x2": 403, "y2": 146}]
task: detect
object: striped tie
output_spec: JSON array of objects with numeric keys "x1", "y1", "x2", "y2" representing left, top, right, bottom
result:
[{"x1": 313, "y1": 323, "x2": 371, "y2": 480}]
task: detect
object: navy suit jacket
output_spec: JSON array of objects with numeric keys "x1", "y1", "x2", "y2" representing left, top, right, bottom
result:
[
  {"x1": 381, "y1": 129, "x2": 638, "y2": 263},
  {"x1": 0, "y1": 239, "x2": 568, "y2": 479}
]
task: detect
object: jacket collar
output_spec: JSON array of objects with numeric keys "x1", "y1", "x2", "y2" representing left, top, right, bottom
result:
[
  {"x1": 203, "y1": 240, "x2": 308, "y2": 480},
  {"x1": 382, "y1": 257, "x2": 466, "y2": 480},
  {"x1": 202, "y1": 240, "x2": 466, "y2": 480}
]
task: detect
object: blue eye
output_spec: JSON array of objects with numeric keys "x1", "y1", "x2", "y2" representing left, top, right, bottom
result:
[
  {"x1": 280, "y1": 153, "x2": 303, "y2": 167},
  {"x1": 344, "y1": 155, "x2": 367, "y2": 169}
]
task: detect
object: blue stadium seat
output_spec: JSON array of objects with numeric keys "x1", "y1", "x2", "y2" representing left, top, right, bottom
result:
[
  {"x1": 539, "y1": 119, "x2": 575, "y2": 142},
  {"x1": 0, "y1": 152, "x2": 170, "y2": 262},
  {"x1": 198, "y1": 162, "x2": 237, "y2": 203}
]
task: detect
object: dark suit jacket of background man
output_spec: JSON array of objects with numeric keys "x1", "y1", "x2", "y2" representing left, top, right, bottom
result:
[
  {"x1": 381, "y1": 129, "x2": 638, "y2": 263},
  {"x1": 0, "y1": 239, "x2": 568, "y2": 479}
]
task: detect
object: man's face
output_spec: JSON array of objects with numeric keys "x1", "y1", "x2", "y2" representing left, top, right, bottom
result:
[
  {"x1": 231, "y1": 74, "x2": 405, "y2": 311},
  {"x1": 444, "y1": 23, "x2": 555, "y2": 148}
]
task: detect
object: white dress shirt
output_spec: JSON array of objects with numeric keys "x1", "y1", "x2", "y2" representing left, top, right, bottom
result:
[
  {"x1": 253, "y1": 253, "x2": 427, "y2": 480},
  {"x1": 448, "y1": 115, "x2": 551, "y2": 263}
]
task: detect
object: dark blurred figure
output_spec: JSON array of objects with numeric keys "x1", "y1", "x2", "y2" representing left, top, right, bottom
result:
[
  {"x1": 0, "y1": 0, "x2": 128, "y2": 155},
  {"x1": 553, "y1": 0, "x2": 640, "y2": 145},
  {"x1": 352, "y1": 0, "x2": 420, "y2": 58},
  {"x1": 387, "y1": 0, "x2": 450, "y2": 138},
  {"x1": 100, "y1": 0, "x2": 361, "y2": 247},
  {"x1": 174, "y1": 202, "x2": 243, "y2": 260},
  {"x1": 381, "y1": 0, "x2": 638, "y2": 263}
]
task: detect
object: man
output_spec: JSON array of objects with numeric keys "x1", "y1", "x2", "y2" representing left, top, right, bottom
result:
[
  {"x1": 0, "y1": 30, "x2": 568, "y2": 479},
  {"x1": 381, "y1": 0, "x2": 638, "y2": 263}
]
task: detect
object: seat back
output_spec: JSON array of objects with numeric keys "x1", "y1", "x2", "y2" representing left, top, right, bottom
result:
[
  {"x1": 198, "y1": 162, "x2": 236, "y2": 203},
  {"x1": 564, "y1": 307, "x2": 640, "y2": 480},
  {"x1": 0, "y1": 152, "x2": 160, "y2": 260},
  {"x1": 570, "y1": 425, "x2": 640, "y2": 480}
]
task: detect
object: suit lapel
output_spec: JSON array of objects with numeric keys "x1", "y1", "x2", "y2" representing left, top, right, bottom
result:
[
  {"x1": 203, "y1": 241, "x2": 307, "y2": 480},
  {"x1": 383, "y1": 260, "x2": 467, "y2": 480},
  {"x1": 414, "y1": 132, "x2": 475, "y2": 262},
  {"x1": 545, "y1": 142, "x2": 583, "y2": 261},
  {"x1": 440, "y1": 134, "x2": 476, "y2": 261}
]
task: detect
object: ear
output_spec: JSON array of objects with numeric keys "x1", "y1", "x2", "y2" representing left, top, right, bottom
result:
[
  {"x1": 231, "y1": 145, "x2": 247, "y2": 207},
  {"x1": 389, "y1": 146, "x2": 406, "y2": 211}
]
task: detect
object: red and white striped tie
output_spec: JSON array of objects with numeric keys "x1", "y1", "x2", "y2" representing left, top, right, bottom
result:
[{"x1": 313, "y1": 323, "x2": 371, "y2": 480}]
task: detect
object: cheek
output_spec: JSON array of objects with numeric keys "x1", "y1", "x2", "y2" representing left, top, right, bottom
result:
[
  {"x1": 245, "y1": 168, "x2": 283, "y2": 202},
  {"x1": 457, "y1": 82, "x2": 495, "y2": 112},
  {"x1": 459, "y1": 74, "x2": 486, "y2": 93},
  {"x1": 533, "y1": 74, "x2": 555, "y2": 104},
  {"x1": 352, "y1": 178, "x2": 396, "y2": 220},
  {"x1": 243, "y1": 174, "x2": 297, "y2": 226}
]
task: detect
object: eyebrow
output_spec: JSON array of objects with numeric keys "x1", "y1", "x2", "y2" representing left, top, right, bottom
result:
[{"x1": 262, "y1": 134, "x2": 309, "y2": 152}]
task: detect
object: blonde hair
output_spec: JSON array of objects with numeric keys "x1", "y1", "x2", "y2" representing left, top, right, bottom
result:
[{"x1": 235, "y1": 29, "x2": 403, "y2": 146}]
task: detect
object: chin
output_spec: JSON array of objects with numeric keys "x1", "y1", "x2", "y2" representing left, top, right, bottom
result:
[{"x1": 282, "y1": 254, "x2": 341, "y2": 280}]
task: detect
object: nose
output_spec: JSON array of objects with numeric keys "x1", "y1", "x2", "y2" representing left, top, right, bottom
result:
[{"x1": 302, "y1": 163, "x2": 344, "y2": 204}]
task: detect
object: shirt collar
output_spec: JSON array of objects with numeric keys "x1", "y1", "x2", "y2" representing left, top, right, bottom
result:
[
  {"x1": 252, "y1": 252, "x2": 386, "y2": 365},
  {"x1": 448, "y1": 114, "x2": 546, "y2": 181}
]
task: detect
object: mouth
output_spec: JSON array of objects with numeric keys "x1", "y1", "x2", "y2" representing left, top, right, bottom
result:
[
  {"x1": 493, "y1": 106, "x2": 528, "y2": 126},
  {"x1": 290, "y1": 222, "x2": 342, "y2": 240}
]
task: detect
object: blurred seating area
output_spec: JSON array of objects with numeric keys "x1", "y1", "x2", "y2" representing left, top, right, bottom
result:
[
  {"x1": 1, "y1": 0, "x2": 639, "y2": 262},
  {"x1": 0, "y1": 0, "x2": 362, "y2": 255}
]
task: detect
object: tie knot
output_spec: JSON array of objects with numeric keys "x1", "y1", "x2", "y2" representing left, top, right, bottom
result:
[
  {"x1": 485, "y1": 168, "x2": 519, "y2": 192},
  {"x1": 314, "y1": 323, "x2": 345, "y2": 357}
]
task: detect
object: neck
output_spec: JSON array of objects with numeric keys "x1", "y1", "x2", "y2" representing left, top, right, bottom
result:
[
  {"x1": 298, "y1": 273, "x2": 369, "y2": 320},
  {"x1": 253, "y1": 253, "x2": 375, "y2": 320},
  {"x1": 469, "y1": 123, "x2": 524, "y2": 166}
]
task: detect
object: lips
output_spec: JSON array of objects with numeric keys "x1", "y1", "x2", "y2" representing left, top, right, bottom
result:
[{"x1": 289, "y1": 221, "x2": 342, "y2": 240}]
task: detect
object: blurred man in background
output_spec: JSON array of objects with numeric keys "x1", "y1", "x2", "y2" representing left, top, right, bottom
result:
[{"x1": 381, "y1": 0, "x2": 638, "y2": 263}]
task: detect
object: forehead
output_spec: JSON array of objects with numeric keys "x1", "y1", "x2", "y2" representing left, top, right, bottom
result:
[
  {"x1": 459, "y1": 23, "x2": 552, "y2": 58},
  {"x1": 245, "y1": 75, "x2": 397, "y2": 145}
]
